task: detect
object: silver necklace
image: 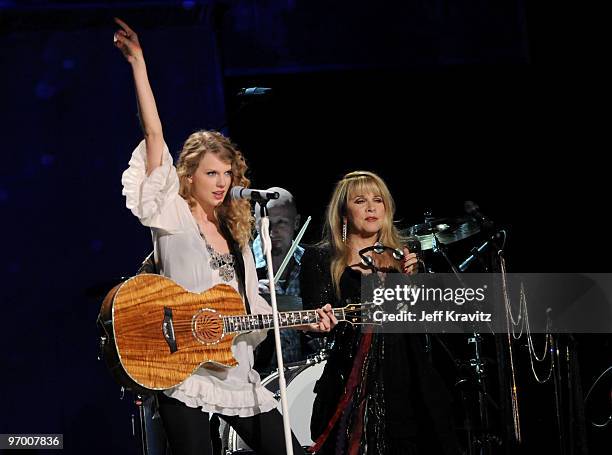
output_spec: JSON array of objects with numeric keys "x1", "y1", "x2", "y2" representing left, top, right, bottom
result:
[{"x1": 198, "y1": 227, "x2": 235, "y2": 282}]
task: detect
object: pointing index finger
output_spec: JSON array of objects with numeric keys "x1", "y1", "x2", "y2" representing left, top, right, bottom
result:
[{"x1": 114, "y1": 17, "x2": 134, "y2": 35}]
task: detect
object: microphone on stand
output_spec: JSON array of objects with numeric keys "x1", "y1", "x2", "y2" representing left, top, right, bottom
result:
[
  {"x1": 230, "y1": 186, "x2": 280, "y2": 203},
  {"x1": 459, "y1": 239, "x2": 492, "y2": 272},
  {"x1": 458, "y1": 229, "x2": 506, "y2": 272},
  {"x1": 236, "y1": 87, "x2": 272, "y2": 97}
]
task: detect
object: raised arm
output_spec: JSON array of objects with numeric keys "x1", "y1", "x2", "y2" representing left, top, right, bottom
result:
[{"x1": 113, "y1": 18, "x2": 164, "y2": 175}]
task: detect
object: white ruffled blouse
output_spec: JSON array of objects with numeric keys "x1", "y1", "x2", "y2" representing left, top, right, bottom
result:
[{"x1": 121, "y1": 140, "x2": 277, "y2": 417}]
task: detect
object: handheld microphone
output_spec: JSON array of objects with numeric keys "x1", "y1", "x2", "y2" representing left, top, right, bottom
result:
[{"x1": 230, "y1": 186, "x2": 280, "y2": 203}]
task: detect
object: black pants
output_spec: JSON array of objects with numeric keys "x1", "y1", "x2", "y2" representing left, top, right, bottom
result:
[{"x1": 158, "y1": 393, "x2": 304, "y2": 455}]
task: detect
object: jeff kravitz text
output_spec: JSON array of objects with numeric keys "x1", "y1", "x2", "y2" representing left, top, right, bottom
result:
[{"x1": 373, "y1": 310, "x2": 492, "y2": 322}]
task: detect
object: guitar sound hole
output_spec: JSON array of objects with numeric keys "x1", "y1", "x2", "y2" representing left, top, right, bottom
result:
[{"x1": 192, "y1": 310, "x2": 223, "y2": 344}]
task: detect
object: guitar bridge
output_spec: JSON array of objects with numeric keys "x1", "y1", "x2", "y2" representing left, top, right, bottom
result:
[{"x1": 162, "y1": 307, "x2": 178, "y2": 353}]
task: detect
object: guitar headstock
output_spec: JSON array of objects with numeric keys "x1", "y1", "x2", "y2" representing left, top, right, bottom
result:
[{"x1": 338, "y1": 302, "x2": 382, "y2": 326}]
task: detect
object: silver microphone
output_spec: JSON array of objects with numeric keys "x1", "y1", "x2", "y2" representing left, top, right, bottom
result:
[{"x1": 230, "y1": 186, "x2": 280, "y2": 203}]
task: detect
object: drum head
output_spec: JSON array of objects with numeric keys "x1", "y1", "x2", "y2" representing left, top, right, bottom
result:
[{"x1": 227, "y1": 359, "x2": 327, "y2": 452}]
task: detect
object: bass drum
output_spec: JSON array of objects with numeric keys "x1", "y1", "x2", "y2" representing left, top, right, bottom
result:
[{"x1": 225, "y1": 358, "x2": 327, "y2": 453}]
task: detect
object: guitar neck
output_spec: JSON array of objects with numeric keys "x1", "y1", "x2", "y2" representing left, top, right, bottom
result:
[{"x1": 223, "y1": 308, "x2": 346, "y2": 334}]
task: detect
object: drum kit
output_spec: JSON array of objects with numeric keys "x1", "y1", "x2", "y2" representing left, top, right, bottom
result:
[
  {"x1": 408, "y1": 214, "x2": 482, "y2": 251},
  {"x1": 404, "y1": 210, "x2": 501, "y2": 275},
  {"x1": 128, "y1": 207, "x2": 505, "y2": 455}
]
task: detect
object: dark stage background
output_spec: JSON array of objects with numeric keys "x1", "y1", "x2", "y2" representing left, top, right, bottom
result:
[{"x1": 1, "y1": 1, "x2": 609, "y2": 454}]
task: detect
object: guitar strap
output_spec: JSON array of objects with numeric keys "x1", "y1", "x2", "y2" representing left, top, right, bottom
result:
[{"x1": 219, "y1": 220, "x2": 252, "y2": 315}]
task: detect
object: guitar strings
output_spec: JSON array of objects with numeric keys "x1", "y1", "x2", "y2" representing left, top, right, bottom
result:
[{"x1": 156, "y1": 308, "x2": 366, "y2": 330}]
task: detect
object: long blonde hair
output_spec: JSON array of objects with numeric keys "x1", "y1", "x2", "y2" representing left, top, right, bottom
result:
[
  {"x1": 176, "y1": 130, "x2": 253, "y2": 249},
  {"x1": 323, "y1": 171, "x2": 404, "y2": 296}
]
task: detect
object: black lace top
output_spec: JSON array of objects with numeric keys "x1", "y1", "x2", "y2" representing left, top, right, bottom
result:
[{"x1": 300, "y1": 244, "x2": 461, "y2": 455}]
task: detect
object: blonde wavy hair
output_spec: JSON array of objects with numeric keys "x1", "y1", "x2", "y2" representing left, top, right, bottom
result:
[
  {"x1": 176, "y1": 130, "x2": 253, "y2": 249},
  {"x1": 323, "y1": 171, "x2": 405, "y2": 297}
]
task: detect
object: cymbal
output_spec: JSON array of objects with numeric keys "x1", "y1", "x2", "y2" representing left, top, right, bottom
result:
[{"x1": 406, "y1": 216, "x2": 480, "y2": 250}]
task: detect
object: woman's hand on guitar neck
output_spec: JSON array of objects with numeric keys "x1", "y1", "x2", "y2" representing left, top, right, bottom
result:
[
  {"x1": 294, "y1": 304, "x2": 338, "y2": 332},
  {"x1": 302, "y1": 304, "x2": 338, "y2": 332}
]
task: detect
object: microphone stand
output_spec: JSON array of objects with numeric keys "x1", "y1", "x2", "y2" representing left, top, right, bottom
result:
[
  {"x1": 259, "y1": 202, "x2": 294, "y2": 455},
  {"x1": 462, "y1": 228, "x2": 507, "y2": 455},
  {"x1": 423, "y1": 209, "x2": 499, "y2": 454},
  {"x1": 459, "y1": 229, "x2": 507, "y2": 273},
  {"x1": 431, "y1": 232, "x2": 491, "y2": 454}
]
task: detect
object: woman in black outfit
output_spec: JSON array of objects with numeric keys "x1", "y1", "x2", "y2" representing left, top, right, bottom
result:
[{"x1": 300, "y1": 171, "x2": 460, "y2": 455}]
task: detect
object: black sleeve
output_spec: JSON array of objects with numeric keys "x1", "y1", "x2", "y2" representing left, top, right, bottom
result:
[
  {"x1": 300, "y1": 244, "x2": 336, "y2": 348},
  {"x1": 300, "y1": 244, "x2": 336, "y2": 310}
]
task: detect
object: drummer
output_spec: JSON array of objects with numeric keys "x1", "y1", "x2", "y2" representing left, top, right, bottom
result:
[{"x1": 252, "y1": 188, "x2": 310, "y2": 374}]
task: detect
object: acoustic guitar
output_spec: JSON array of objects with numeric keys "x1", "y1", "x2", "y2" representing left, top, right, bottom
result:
[{"x1": 97, "y1": 274, "x2": 377, "y2": 394}]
